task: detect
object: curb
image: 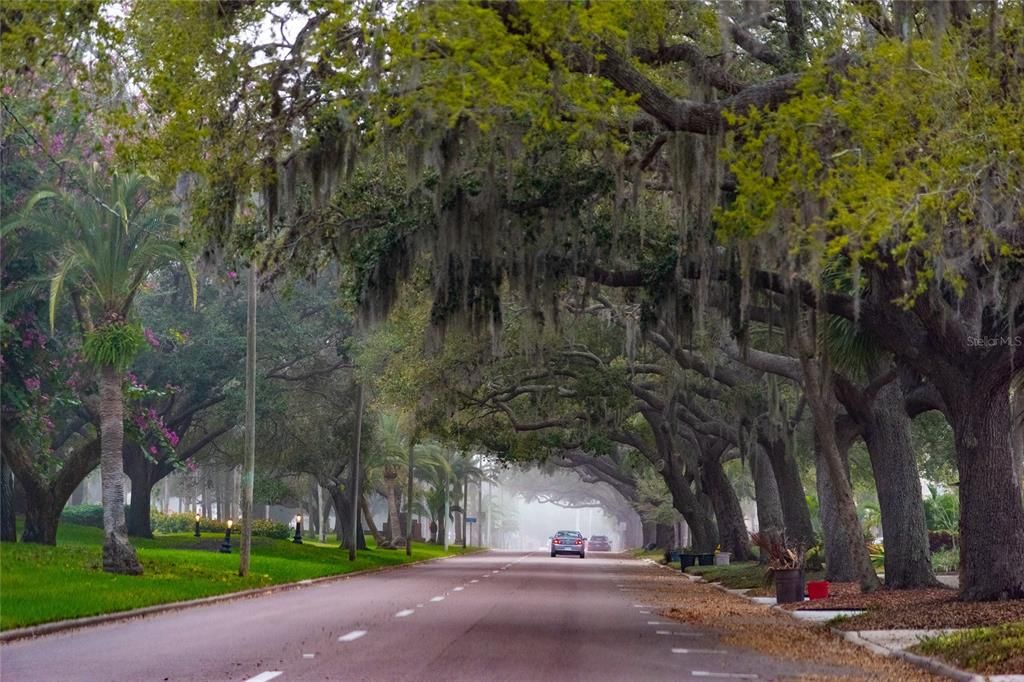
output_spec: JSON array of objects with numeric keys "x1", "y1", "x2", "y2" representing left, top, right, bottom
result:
[
  {"x1": 834, "y1": 629, "x2": 982, "y2": 682},
  {"x1": 659, "y1": 565, "x2": 982, "y2": 682},
  {"x1": 0, "y1": 549, "x2": 483, "y2": 644}
]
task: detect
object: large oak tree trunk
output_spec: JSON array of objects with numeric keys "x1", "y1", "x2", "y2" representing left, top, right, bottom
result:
[
  {"x1": 815, "y1": 434, "x2": 858, "y2": 582},
  {"x1": 98, "y1": 365, "x2": 142, "y2": 575},
  {"x1": 948, "y1": 382, "x2": 1024, "y2": 600},
  {"x1": 760, "y1": 434, "x2": 815, "y2": 548},
  {"x1": 862, "y1": 381, "x2": 937, "y2": 588},
  {"x1": 2, "y1": 436, "x2": 100, "y2": 545},
  {"x1": 701, "y1": 456, "x2": 753, "y2": 560},
  {"x1": 360, "y1": 494, "x2": 385, "y2": 547},
  {"x1": 752, "y1": 446, "x2": 785, "y2": 533}
]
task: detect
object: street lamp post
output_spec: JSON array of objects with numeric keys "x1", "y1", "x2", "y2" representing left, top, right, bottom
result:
[
  {"x1": 194, "y1": 513, "x2": 202, "y2": 538},
  {"x1": 293, "y1": 514, "x2": 303, "y2": 544},
  {"x1": 220, "y1": 519, "x2": 233, "y2": 553}
]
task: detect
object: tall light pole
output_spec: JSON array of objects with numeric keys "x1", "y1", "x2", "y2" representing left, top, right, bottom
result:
[
  {"x1": 348, "y1": 383, "x2": 365, "y2": 561},
  {"x1": 443, "y1": 465, "x2": 449, "y2": 552},
  {"x1": 462, "y1": 461, "x2": 469, "y2": 549},
  {"x1": 477, "y1": 465, "x2": 483, "y2": 546},
  {"x1": 405, "y1": 437, "x2": 414, "y2": 557},
  {"x1": 239, "y1": 265, "x2": 257, "y2": 577}
]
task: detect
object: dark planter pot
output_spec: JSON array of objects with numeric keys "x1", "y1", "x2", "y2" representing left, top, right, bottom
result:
[
  {"x1": 774, "y1": 568, "x2": 804, "y2": 603},
  {"x1": 697, "y1": 553, "x2": 715, "y2": 566},
  {"x1": 680, "y1": 553, "x2": 698, "y2": 570}
]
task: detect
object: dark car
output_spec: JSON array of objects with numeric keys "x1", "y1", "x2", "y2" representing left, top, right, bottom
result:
[
  {"x1": 550, "y1": 530, "x2": 586, "y2": 558},
  {"x1": 587, "y1": 535, "x2": 611, "y2": 552}
]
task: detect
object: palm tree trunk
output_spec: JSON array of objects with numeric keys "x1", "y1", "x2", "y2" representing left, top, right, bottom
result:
[
  {"x1": 99, "y1": 365, "x2": 142, "y2": 575},
  {"x1": 384, "y1": 476, "x2": 403, "y2": 545}
]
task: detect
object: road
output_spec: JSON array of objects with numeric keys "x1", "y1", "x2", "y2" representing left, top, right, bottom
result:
[{"x1": 1, "y1": 550, "x2": 857, "y2": 681}]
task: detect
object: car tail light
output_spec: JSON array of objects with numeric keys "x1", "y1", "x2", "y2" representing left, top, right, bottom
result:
[{"x1": 575, "y1": 539, "x2": 583, "y2": 545}]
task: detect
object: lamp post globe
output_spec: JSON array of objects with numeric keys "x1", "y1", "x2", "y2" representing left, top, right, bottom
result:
[
  {"x1": 293, "y1": 514, "x2": 303, "y2": 544},
  {"x1": 194, "y1": 513, "x2": 202, "y2": 538},
  {"x1": 220, "y1": 519, "x2": 233, "y2": 553}
]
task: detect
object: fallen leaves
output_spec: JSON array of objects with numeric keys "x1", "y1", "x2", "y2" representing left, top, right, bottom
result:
[{"x1": 628, "y1": 571, "x2": 943, "y2": 681}]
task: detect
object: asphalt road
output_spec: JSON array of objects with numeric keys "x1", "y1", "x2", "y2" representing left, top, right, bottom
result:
[{"x1": 1, "y1": 550, "x2": 851, "y2": 681}]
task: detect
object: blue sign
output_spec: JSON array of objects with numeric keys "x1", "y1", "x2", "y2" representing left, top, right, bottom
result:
[{"x1": 466, "y1": 516, "x2": 477, "y2": 523}]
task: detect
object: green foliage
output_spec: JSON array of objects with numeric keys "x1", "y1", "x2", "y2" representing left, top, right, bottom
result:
[
  {"x1": 923, "y1": 484, "x2": 960, "y2": 533},
  {"x1": 60, "y1": 504, "x2": 108, "y2": 528},
  {"x1": 150, "y1": 512, "x2": 290, "y2": 540},
  {"x1": 82, "y1": 321, "x2": 144, "y2": 370},
  {"x1": 931, "y1": 547, "x2": 960, "y2": 574},
  {"x1": 720, "y1": 22, "x2": 1024, "y2": 301}
]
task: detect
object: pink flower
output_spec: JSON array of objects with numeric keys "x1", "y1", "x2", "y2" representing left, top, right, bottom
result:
[
  {"x1": 149, "y1": 446, "x2": 158, "y2": 455},
  {"x1": 144, "y1": 327, "x2": 160, "y2": 348},
  {"x1": 24, "y1": 376, "x2": 41, "y2": 392},
  {"x1": 227, "y1": 271, "x2": 238, "y2": 281},
  {"x1": 1, "y1": 86, "x2": 12, "y2": 95}
]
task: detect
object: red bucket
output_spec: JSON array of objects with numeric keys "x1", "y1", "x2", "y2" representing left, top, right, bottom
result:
[{"x1": 806, "y1": 580, "x2": 830, "y2": 600}]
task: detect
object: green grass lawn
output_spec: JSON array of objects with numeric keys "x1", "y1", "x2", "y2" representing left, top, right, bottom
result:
[
  {"x1": 0, "y1": 523, "x2": 476, "y2": 631},
  {"x1": 683, "y1": 561, "x2": 826, "y2": 592},
  {"x1": 912, "y1": 622, "x2": 1024, "y2": 676}
]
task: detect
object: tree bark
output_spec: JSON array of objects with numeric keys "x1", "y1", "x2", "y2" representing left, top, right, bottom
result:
[
  {"x1": 948, "y1": 381, "x2": 1024, "y2": 600},
  {"x1": 752, "y1": 446, "x2": 785, "y2": 533},
  {"x1": 701, "y1": 455, "x2": 753, "y2": 559},
  {"x1": 860, "y1": 381, "x2": 938, "y2": 588},
  {"x1": 815, "y1": 437, "x2": 859, "y2": 582},
  {"x1": 655, "y1": 522, "x2": 674, "y2": 549},
  {"x1": 360, "y1": 494, "x2": 385, "y2": 547},
  {"x1": 383, "y1": 469, "x2": 404, "y2": 545},
  {"x1": 799, "y1": 345, "x2": 879, "y2": 591},
  {"x1": 98, "y1": 365, "x2": 142, "y2": 574},
  {"x1": 1, "y1": 453, "x2": 16, "y2": 542},
  {"x1": 2, "y1": 433, "x2": 101, "y2": 545},
  {"x1": 759, "y1": 433, "x2": 816, "y2": 548}
]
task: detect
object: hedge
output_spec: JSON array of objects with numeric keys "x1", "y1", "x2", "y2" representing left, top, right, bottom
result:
[{"x1": 60, "y1": 505, "x2": 290, "y2": 540}]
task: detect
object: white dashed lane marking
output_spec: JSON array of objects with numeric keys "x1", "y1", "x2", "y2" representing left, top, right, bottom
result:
[
  {"x1": 338, "y1": 630, "x2": 367, "y2": 642},
  {"x1": 395, "y1": 609, "x2": 415, "y2": 618},
  {"x1": 302, "y1": 653, "x2": 316, "y2": 659},
  {"x1": 647, "y1": 621, "x2": 667, "y2": 625},
  {"x1": 453, "y1": 586, "x2": 464, "y2": 591},
  {"x1": 672, "y1": 648, "x2": 727, "y2": 654},
  {"x1": 691, "y1": 673, "x2": 758, "y2": 679},
  {"x1": 470, "y1": 579, "x2": 479, "y2": 583},
  {"x1": 430, "y1": 596, "x2": 445, "y2": 602},
  {"x1": 245, "y1": 672, "x2": 283, "y2": 682}
]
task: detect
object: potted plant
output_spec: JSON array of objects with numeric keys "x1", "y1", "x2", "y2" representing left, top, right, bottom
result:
[
  {"x1": 679, "y1": 547, "x2": 697, "y2": 571},
  {"x1": 751, "y1": 529, "x2": 805, "y2": 603},
  {"x1": 714, "y1": 544, "x2": 731, "y2": 566}
]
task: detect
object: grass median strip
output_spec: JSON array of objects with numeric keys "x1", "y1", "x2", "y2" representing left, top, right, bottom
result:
[
  {"x1": 0, "y1": 523, "x2": 476, "y2": 631},
  {"x1": 911, "y1": 622, "x2": 1024, "y2": 676}
]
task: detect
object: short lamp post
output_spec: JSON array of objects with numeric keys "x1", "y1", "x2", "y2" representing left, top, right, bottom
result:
[
  {"x1": 220, "y1": 519, "x2": 233, "y2": 553},
  {"x1": 194, "y1": 513, "x2": 202, "y2": 538},
  {"x1": 293, "y1": 514, "x2": 303, "y2": 544}
]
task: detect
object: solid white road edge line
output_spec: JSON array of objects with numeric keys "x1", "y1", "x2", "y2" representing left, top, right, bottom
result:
[
  {"x1": 338, "y1": 630, "x2": 367, "y2": 642},
  {"x1": 244, "y1": 672, "x2": 283, "y2": 682}
]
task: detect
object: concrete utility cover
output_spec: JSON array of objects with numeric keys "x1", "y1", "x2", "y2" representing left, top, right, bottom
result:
[{"x1": 789, "y1": 610, "x2": 865, "y2": 623}]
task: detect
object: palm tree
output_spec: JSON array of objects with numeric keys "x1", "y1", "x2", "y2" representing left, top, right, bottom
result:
[
  {"x1": 24, "y1": 170, "x2": 195, "y2": 574},
  {"x1": 364, "y1": 412, "x2": 409, "y2": 547}
]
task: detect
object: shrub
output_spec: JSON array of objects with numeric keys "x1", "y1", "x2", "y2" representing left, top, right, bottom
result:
[
  {"x1": 61, "y1": 504, "x2": 106, "y2": 528},
  {"x1": 151, "y1": 512, "x2": 290, "y2": 539},
  {"x1": 929, "y1": 530, "x2": 959, "y2": 553},
  {"x1": 931, "y1": 547, "x2": 960, "y2": 573}
]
